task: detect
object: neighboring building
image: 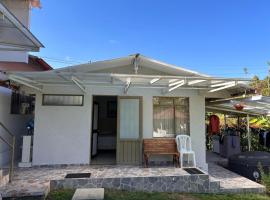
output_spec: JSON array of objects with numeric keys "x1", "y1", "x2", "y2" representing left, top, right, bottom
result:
[
  {"x1": 2, "y1": 54, "x2": 254, "y2": 171},
  {"x1": 0, "y1": 0, "x2": 51, "y2": 167}
]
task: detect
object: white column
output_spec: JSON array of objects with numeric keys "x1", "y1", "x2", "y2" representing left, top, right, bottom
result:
[
  {"x1": 19, "y1": 136, "x2": 32, "y2": 167},
  {"x1": 189, "y1": 95, "x2": 208, "y2": 171}
]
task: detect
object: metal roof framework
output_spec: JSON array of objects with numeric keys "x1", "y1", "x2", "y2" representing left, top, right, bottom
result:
[
  {"x1": 0, "y1": 2, "x2": 44, "y2": 51},
  {"x1": 3, "y1": 71, "x2": 251, "y2": 94},
  {"x1": 206, "y1": 95, "x2": 270, "y2": 116},
  {"x1": 1, "y1": 55, "x2": 252, "y2": 94},
  {"x1": 206, "y1": 95, "x2": 270, "y2": 152}
]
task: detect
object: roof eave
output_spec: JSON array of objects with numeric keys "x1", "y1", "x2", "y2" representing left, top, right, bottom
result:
[{"x1": 0, "y1": 2, "x2": 44, "y2": 51}]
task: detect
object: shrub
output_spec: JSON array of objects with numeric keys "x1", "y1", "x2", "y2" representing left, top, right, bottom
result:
[{"x1": 258, "y1": 163, "x2": 270, "y2": 193}]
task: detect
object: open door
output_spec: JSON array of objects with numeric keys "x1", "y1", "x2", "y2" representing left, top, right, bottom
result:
[
  {"x1": 91, "y1": 103, "x2": 99, "y2": 157},
  {"x1": 117, "y1": 96, "x2": 142, "y2": 165}
]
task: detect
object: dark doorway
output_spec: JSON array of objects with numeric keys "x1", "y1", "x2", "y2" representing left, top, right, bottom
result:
[{"x1": 91, "y1": 96, "x2": 117, "y2": 165}]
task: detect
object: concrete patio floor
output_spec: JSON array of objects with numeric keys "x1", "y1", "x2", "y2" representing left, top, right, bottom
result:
[
  {"x1": 208, "y1": 163, "x2": 265, "y2": 193},
  {"x1": 206, "y1": 151, "x2": 265, "y2": 193},
  {"x1": 0, "y1": 163, "x2": 266, "y2": 198},
  {"x1": 0, "y1": 165, "x2": 196, "y2": 198}
]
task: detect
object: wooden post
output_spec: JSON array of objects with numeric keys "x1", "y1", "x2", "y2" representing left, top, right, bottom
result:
[
  {"x1": 247, "y1": 114, "x2": 251, "y2": 151},
  {"x1": 224, "y1": 114, "x2": 227, "y2": 129},
  {"x1": 9, "y1": 136, "x2": 15, "y2": 182}
]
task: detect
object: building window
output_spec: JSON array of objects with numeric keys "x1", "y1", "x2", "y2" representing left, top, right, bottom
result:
[
  {"x1": 153, "y1": 97, "x2": 189, "y2": 137},
  {"x1": 42, "y1": 94, "x2": 84, "y2": 106},
  {"x1": 10, "y1": 92, "x2": 35, "y2": 115}
]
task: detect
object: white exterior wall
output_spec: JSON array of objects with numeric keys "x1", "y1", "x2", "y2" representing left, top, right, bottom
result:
[
  {"x1": 0, "y1": 0, "x2": 30, "y2": 62},
  {"x1": 32, "y1": 85, "x2": 208, "y2": 170},
  {"x1": 32, "y1": 90, "x2": 92, "y2": 165},
  {"x1": 0, "y1": 51, "x2": 28, "y2": 63},
  {"x1": 0, "y1": 87, "x2": 31, "y2": 167}
]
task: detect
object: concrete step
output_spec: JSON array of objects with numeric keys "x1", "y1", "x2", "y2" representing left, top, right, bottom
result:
[
  {"x1": 219, "y1": 186, "x2": 266, "y2": 194},
  {"x1": 72, "y1": 188, "x2": 104, "y2": 200},
  {"x1": 0, "y1": 169, "x2": 9, "y2": 187},
  {"x1": 208, "y1": 180, "x2": 221, "y2": 193}
]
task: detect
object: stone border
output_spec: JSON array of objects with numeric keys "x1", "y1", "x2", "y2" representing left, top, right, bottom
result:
[{"x1": 51, "y1": 174, "x2": 212, "y2": 193}]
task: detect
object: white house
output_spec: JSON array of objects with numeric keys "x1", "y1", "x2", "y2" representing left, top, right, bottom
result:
[
  {"x1": 2, "y1": 54, "x2": 252, "y2": 171},
  {"x1": 0, "y1": 0, "x2": 48, "y2": 168}
]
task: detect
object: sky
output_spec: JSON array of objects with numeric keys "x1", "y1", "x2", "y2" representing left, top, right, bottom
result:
[{"x1": 31, "y1": 0, "x2": 270, "y2": 78}]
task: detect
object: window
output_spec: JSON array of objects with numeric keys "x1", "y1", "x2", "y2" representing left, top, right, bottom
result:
[
  {"x1": 119, "y1": 99, "x2": 140, "y2": 139},
  {"x1": 153, "y1": 97, "x2": 189, "y2": 137},
  {"x1": 10, "y1": 92, "x2": 35, "y2": 115},
  {"x1": 42, "y1": 94, "x2": 84, "y2": 106}
]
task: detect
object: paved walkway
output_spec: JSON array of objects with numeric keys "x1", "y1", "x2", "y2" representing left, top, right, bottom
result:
[
  {"x1": 208, "y1": 163, "x2": 265, "y2": 193},
  {"x1": 206, "y1": 151, "x2": 265, "y2": 193},
  {"x1": 0, "y1": 165, "x2": 188, "y2": 198}
]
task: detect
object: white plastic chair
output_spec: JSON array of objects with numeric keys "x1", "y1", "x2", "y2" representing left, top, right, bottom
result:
[{"x1": 175, "y1": 135, "x2": 196, "y2": 168}]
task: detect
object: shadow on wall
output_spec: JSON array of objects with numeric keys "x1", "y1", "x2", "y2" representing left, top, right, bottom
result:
[{"x1": 0, "y1": 87, "x2": 32, "y2": 167}]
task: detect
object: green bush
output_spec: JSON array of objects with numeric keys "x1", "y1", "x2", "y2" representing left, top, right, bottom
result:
[{"x1": 258, "y1": 163, "x2": 270, "y2": 193}]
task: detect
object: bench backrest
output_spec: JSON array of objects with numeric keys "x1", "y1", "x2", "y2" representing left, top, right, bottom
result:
[{"x1": 143, "y1": 138, "x2": 178, "y2": 153}]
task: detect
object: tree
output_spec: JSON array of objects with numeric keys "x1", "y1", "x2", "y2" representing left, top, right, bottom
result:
[{"x1": 250, "y1": 75, "x2": 270, "y2": 96}]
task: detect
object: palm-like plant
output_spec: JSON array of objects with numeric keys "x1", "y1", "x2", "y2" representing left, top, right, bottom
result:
[{"x1": 250, "y1": 117, "x2": 270, "y2": 129}]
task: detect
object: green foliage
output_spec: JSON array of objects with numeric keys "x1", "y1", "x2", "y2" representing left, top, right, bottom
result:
[
  {"x1": 194, "y1": 193, "x2": 270, "y2": 200},
  {"x1": 46, "y1": 189, "x2": 75, "y2": 200},
  {"x1": 250, "y1": 76, "x2": 270, "y2": 96},
  {"x1": 46, "y1": 189, "x2": 270, "y2": 200},
  {"x1": 258, "y1": 163, "x2": 270, "y2": 193},
  {"x1": 250, "y1": 117, "x2": 270, "y2": 129}
]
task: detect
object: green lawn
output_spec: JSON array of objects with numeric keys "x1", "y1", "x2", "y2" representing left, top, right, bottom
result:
[{"x1": 46, "y1": 189, "x2": 270, "y2": 200}]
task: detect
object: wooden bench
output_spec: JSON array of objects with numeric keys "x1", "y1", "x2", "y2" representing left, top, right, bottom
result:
[{"x1": 143, "y1": 138, "x2": 180, "y2": 168}]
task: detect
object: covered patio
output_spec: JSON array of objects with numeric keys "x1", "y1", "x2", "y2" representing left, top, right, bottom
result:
[
  {"x1": 206, "y1": 95, "x2": 270, "y2": 153},
  {"x1": 205, "y1": 95, "x2": 270, "y2": 191}
]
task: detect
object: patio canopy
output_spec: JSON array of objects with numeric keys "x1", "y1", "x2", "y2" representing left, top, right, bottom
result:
[
  {"x1": 206, "y1": 95, "x2": 270, "y2": 151},
  {"x1": 206, "y1": 95, "x2": 270, "y2": 116},
  {"x1": 1, "y1": 55, "x2": 252, "y2": 94},
  {"x1": 0, "y1": 2, "x2": 44, "y2": 51}
]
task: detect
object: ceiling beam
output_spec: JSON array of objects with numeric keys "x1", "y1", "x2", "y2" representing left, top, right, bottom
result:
[
  {"x1": 211, "y1": 81, "x2": 236, "y2": 88},
  {"x1": 9, "y1": 74, "x2": 40, "y2": 84},
  {"x1": 169, "y1": 79, "x2": 184, "y2": 87},
  {"x1": 71, "y1": 76, "x2": 86, "y2": 93},
  {"x1": 208, "y1": 82, "x2": 236, "y2": 93},
  {"x1": 8, "y1": 75, "x2": 42, "y2": 91},
  {"x1": 168, "y1": 80, "x2": 185, "y2": 92},
  {"x1": 188, "y1": 80, "x2": 206, "y2": 85},
  {"x1": 163, "y1": 80, "x2": 186, "y2": 93},
  {"x1": 150, "y1": 78, "x2": 160, "y2": 84}
]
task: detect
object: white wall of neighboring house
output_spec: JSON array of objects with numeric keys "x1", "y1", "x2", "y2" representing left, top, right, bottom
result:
[
  {"x1": 0, "y1": 51, "x2": 28, "y2": 63},
  {"x1": 31, "y1": 85, "x2": 208, "y2": 171},
  {"x1": 0, "y1": 0, "x2": 30, "y2": 63},
  {"x1": 0, "y1": 0, "x2": 33, "y2": 167},
  {"x1": 0, "y1": 87, "x2": 31, "y2": 167}
]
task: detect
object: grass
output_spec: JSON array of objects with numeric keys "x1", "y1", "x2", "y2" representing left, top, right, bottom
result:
[
  {"x1": 46, "y1": 189, "x2": 75, "y2": 200},
  {"x1": 194, "y1": 194, "x2": 270, "y2": 200},
  {"x1": 46, "y1": 189, "x2": 270, "y2": 200}
]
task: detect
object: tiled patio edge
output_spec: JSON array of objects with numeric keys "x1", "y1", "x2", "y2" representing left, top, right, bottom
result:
[{"x1": 50, "y1": 175, "x2": 212, "y2": 193}]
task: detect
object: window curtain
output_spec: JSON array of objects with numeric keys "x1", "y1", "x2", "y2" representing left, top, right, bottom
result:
[
  {"x1": 153, "y1": 97, "x2": 189, "y2": 136},
  {"x1": 153, "y1": 105, "x2": 174, "y2": 135}
]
